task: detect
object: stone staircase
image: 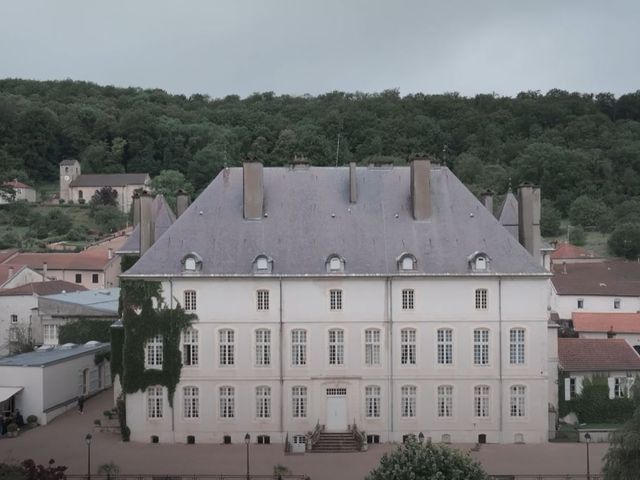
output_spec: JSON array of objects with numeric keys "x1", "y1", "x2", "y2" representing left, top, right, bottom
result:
[{"x1": 310, "y1": 431, "x2": 360, "y2": 452}]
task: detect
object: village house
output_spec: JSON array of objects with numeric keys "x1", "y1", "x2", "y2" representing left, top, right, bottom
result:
[
  {"x1": 0, "y1": 179, "x2": 37, "y2": 204},
  {"x1": 571, "y1": 312, "x2": 640, "y2": 353}
]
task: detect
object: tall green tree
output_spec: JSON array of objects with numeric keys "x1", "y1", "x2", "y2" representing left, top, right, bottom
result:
[
  {"x1": 150, "y1": 169, "x2": 194, "y2": 208},
  {"x1": 603, "y1": 408, "x2": 640, "y2": 480}
]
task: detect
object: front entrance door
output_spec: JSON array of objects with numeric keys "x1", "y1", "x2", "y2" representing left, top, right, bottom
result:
[{"x1": 326, "y1": 388, "x2": 347, "y2": 431}]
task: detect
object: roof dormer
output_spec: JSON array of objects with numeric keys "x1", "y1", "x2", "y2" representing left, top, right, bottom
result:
[
  {"x1": 397, "y1": 253, "x2": 417, "y2": 272},
  {"x1": 468, "y1": 251, "x2": 491, "y2": 272},
  {"x1": 181, "y1": 252, "x2": 203, "y2": 273},
  {"x1": 253, "y1": 254, "x2": 273, "y2": 274},
  {"x1": 326, "y1": 254, "x2": 345, "y2": 273}
]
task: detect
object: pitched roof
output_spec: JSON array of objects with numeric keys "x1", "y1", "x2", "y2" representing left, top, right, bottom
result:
[
  {"x1": 59, "y1": 159, "x2": 79, "y2": 166},
  {"x1": 70, "y1": 173, "x2": 149, "y2": 188},
  {"x1": 572, "y1": 312, "x2": 640, "y2": 334},
  {"x1": 558, "y1": 338, "x2": 640, "y2": 372},
  {"x1": 0, "y1": 280, "x2": 87, "y2": 296},
  {"x1": 42, "y1": 288, "x2": 120, "y2": 314},
  {"x1": 498, "y1": 191, "x2": 519, "y2": 240},
  {"x1": 3, "y1": 180, "x2": 33, "y2": 189},
  {"x1": 551, "y1": 260, "x2": 640, "y2": 296},
  {"x1": 7, "y1": 247, "x2": 116, "y2": 271},
  {"x1": 0, "y1": 342, "x2": 109, "y2": 367},
  {"x1": 117, "y1": 195, "x2": 176, "y2": 255},
  {"x1": 551, "y1": 242, "x2": 597, "y2": 260},
  {"x1": 0, "y1": 249, "x2": 19, "y2": 263},
  {"x1": 0, "y1": 264, "x2": 28, "y2": 286},
  {"x1": 124, "y1": 166, "x2": 546, "y2": 277}
]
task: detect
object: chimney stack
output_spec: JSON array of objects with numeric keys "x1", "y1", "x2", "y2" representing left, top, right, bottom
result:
[
  {"x1": 243, "y1": 156, "x2": 264, "y2": 220},
  {"x1": 42, "y1": 262, "x2": 47, "y2": 281},
  {"x1": 139, "y1": 191, "x2": 155, "y2": 254},
  {"x1": 349, "y1": 162, "x2": 357, "y2": 203},
  {"x1": 132, "y1": 192, "x2": 141, "y2": 227},
  {"x1": 8, "y1": 266, "x2": 14, "y2": 278},
  {"x1": 108, "y1": 248, "x2": 113, "y2": 260},
  {"x1": 408, "y1": 154, "x2": 432, "y2": 221},
  {"x1": 480, "y1": 190, "x2": 494, "y2": 216},
  {"x1": 517, "y1": 183, "x2": 541, "y2": 263},
  {"x1": 176, "y1": 189, "x2": 190, "y2": 217}
]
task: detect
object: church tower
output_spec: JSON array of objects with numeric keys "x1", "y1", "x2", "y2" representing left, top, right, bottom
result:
[{"x1": 59, "y1": 159, "x2": 81, "y2": 202}]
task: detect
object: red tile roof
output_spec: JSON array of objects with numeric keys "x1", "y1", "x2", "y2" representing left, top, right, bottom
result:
[
  {"x1": 7, "y1": 247, "x2": 116, "y2": 271},
  {"x1": 0, "y1": 249, "x2": 19, "y2": 264},
  {"x1": 0, "y1": 280, "x2": 87, "y2": 296},
  {"x1": 551, "y1": 260, "x2": 640, "y2": 296},
  {"x1": 0, "y1": 264, "x2": 28, "y2": 285},
  {"x1": 550, "y1": 242, "x2": 597, "y2": 260},
  {"x1": 558, "y1": 338, "x2": 640, "y2": 372},
  {"x1": 572, "y1": 312, "x2": 640, "y2": 334},
  {"x1": 3, "y1": 179, "x2": 33, "y2": 189}
]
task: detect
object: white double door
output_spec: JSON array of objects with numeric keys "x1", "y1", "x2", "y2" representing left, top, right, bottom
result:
[{"x1": 326, "y1": 389, "x2": 348, "y2": 431}]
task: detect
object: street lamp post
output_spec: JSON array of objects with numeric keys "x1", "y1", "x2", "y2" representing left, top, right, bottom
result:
[
  {"x1": 244, "y1": 433, "x2": 251, "y2": 480},
  {"x1": 85, "y1": 433, "x2": 92, "y2": 480},
  {"x1": 584, "y1": 432, "x2": 591, "y2": 480}
]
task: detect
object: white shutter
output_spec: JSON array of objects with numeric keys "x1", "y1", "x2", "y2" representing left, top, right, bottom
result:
[
  {"x1": 627, "y1": 377, "x2": 635, "y2": 397},
  {"x1": 564, "y1": 378, "x2": 571, "y2": 401},
  {"x1": 576, "y1": 376, "x2": 584, "y2": 395},
  {"x1": 608, "y1": 377, "x2": 615, "y2": 399}
]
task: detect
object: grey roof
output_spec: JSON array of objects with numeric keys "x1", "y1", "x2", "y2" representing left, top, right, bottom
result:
[
  {"x1": 118, "y1": 195, "x2": 176, "y2": 255},
  {"x1": 124, "y1": 166, "x2": 546, "y2": 277},
  {"x1": 60, "y1": 159, "x2": 79, "y2": 166},
  {"x1": 498, "y1": 191, "x2": 519, "y2": 240},
  {"x1": 0, "y1": 342, "x2": 109, "y2": 367},
  {"x1": 70, "y1": 173, "x2": 149, "y2": 188},
  {"x1": 42, "y1": 288, "x2": 120, "y2": 314}
]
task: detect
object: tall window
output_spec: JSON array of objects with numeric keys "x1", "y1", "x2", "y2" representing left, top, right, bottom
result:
[
  {"x1": 10, "y1": 314, "x2": 18, "y2": 324},
  {"x1": 364, "y1": 329, "x2": 381, "y2": 366},
  {"x1": 365, "y1": 386, "x2": 381, "y2": 418},
  {"x1": 437, "y1": 385, "x2": 453, "y2": 418},
  {"x1": 509, "y1": 328, "x2": 525, "y2": 365},
  {"x1": 43, "y1": 324, "x2": 58, "y2": 344},
  {"x1": 255, "y1": 329, "x2": 271, "y2": 366},
  {"x1": 183, "y1": 386, "x2": 199, "y2": 418},
  {"x1": 257, "y1": 290, "x2": 270, "y2": 310},
  {"x1": 256, "y1": 386, "x2": 271, "y2": 418},
  {"x1": 182, "y1": 328, "x2": 199, "y2": 366},
  {"x1": 473, "y1": 328, "x2": 489, "y2": 366},
  {"x1": 614, "y1": 377, "x2": 627, "y2": 398},
  {"x1": 475, "y1": 288, "x2": 487, "y2": 309},
  {"x1": 328, "y1": 328, "x2": 344, "y2": 365},
  {"x1": 219, "y1": 386, "x2": 235, "y2": 418},
  {"x1": 474, "y1": 385, "x2": 490, "y2": 418},
  {"x1": 291, "y1": 329, "x2": 307, "y2": 366},
  {"x1": 402, "y1": 289, "x2": 414, "y2": 310},
  {"x1": 145, "y1": 335, "x2": 163, "y2": 368},
  {"x1": 401, "y1": 385, "x2": 417, "y2": 418},
  {"x1": 510, "y1": 385, "x2": 526, "y2": 417},
  {"x1": 400, "y1": 328, "x2": 416, "y2": 365},
  {"x1": 292, "y1": 386, "x2": 307, "y2": 418},
  {"x1": 219, "y1": 329, "x2": 235, "y2": 366},
  {"x1": 183, "y1": 290, "x2": 197, "y2": 311},
  {"x1": 577, "y1": 298, "x2": 584, "y2": 309},
  {"x1": 437, "y1": 329, "x2": 453, "y2": 365},
  {"x1": 147, "y1": 386, "x2": 163, "y2": 419},
  {"x1": 330, "y1": 289, "x2": 343, "y2": 310}
]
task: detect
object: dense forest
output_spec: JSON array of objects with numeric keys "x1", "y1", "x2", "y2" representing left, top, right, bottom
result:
[{"x1": 2, "y1": 78, "x2": 640, "y2": 252}]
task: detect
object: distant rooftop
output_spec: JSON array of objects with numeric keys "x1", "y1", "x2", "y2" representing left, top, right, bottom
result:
[
  {"x1": 70, "y1": 173, "x2": 149, "y2": 188},
  {"x1": 0, "y1": 342, "x2": 110, "y2": 367},
  {"x1": 118, "y1": 195, "x2": 176, "y2": 255},
  {"x1": 43, "y1": 288, "x2": 120, "y2": 314},
  {"x1": 0, "y1": 280, "x2": 87, "y2": 297},
  {"x1": 572, "y1": 312, "x2": 640, "y2": 334},
  {"x1": 552, "y1": 260, "x2": 640, "y2": 296},
  {"x1": 558, "y1": 338, "x2": 640, "y2": 372},
  {"x1": 551, "y1": 242, "x2": 598, "y2": 261}
]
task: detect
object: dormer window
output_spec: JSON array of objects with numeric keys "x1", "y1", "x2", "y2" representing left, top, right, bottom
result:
[
  {"x1": 253, "y1": 254, "x2": 273, "y2": 274},
  {"x1": 181, "y1": 252, "x2": 203, "y2": 273},
  {"x1": 468, "y1": 251, "x2": 491, "y2": 272},
  {"x1": 326, "y1": 255, "x2": 345, "y2": 273},
  {"x1": 397, "y1": 253, "x2": 417, "y2": 272}
]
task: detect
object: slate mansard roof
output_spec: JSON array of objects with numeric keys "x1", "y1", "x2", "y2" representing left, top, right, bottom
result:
[{"x1": 123, "y1": 165, "x2": 547, "y2": 277}]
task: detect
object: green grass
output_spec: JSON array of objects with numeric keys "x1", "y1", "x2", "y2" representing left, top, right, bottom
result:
[{"x1": 544, "y1": 220, "x2": 612, "y2": 258}]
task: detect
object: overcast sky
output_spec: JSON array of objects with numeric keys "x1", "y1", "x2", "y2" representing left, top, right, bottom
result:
[{"x1": 1, "y1": 0, "x2": 638, "y2": 98}]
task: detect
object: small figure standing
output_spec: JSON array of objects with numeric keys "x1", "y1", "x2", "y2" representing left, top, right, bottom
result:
[
  {"x1": 15, "y1": 409, "x2": 24, "y2": 427},
  {"x1": 77, "y1": 394, "x2": 85, "y2": 414}
]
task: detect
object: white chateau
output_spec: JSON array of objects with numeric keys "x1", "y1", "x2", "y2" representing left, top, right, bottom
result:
[{"x1": 121, "y1": 156, "x2": 551, "y2": 446}]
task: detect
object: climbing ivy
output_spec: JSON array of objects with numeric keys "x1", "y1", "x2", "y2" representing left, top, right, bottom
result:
[{"x1": 59, "y1": 319, "x2": 113, "y2": 344}]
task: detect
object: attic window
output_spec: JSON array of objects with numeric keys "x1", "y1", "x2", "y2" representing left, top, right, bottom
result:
[
  {"x1": 326, "y1": 255, "x2": 345, "y2": 273},
  {"x1": 397, "y1": 253, "x2": 417, "y2": 272},
  {"x1": 181, "y1": 252, "x2": 203, "y2": 272},
  {"x1": 253, "y1": 254, "x2": 273, "y2": 274},
  {"x1": 468, "y1": 251, "x2": 491, "y2": 272}
]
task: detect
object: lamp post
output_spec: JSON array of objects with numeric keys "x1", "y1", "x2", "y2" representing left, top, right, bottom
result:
[
  {"x1": 418, "y1": 432, "x2": 425, "y2": 444},
  {"x1": 244, "y1": 433, "x2": 251, "y2": 480},
  {"x1": 584, "y1": 432, "x2": 591, "y2": 480},
  {"x1": 85, "y1": 433, "x2": 92, "y2": 480}
]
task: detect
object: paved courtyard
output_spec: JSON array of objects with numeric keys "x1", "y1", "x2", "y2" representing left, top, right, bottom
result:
[{"x1": 0, "y1": 389, "x2": 607, "y2": 479}]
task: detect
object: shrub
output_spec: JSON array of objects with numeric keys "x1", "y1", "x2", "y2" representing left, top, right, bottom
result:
[
  {"x1": 7, "y1": 422, "x2": 18, "y2": 432},
  {"x1": 26, "y1": 415, "x2": 37, "y2": 424},
  {"x1": 568, "y1": 225, "x2": 586, "y2": 246},
  {"x1": 94, "y1": 419, "x2": 101, "y2": 426},
  {"x1": 608, "y1": 223, "x2": 640, "y2": 259}
]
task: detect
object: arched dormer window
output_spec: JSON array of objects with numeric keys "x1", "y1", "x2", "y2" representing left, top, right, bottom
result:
[
  {"x1": 253, "y1": 254, "x2": 273, "y2": 274},
  {"x1": 326, "y1": 254, "x2": 345, "y2": 273},
  {"x1": 468, "y1": 251, "x2": 491, "y2": 272},
  {"x1": 181, "y1": 252, "x2": 203, "y2": 273},
  {"x1": 397, "y1": 253, "x2": 417, "y2": 272}
]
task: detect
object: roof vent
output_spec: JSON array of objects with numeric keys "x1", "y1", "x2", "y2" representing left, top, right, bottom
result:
[
  {"x1": 59, "y1": 343, "x2": 77, "y2": 350},
  {"x1": 291, "y1": 154, "x2": 311, "y2": 169},
  {"x1": 84, "y1": 341, "x2": 100, "y2": 346}
]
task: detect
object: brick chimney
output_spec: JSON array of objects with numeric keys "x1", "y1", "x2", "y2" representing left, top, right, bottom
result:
[
  {"x1": 176, "y1": 189, "x2": 190, "y2": 217},
  {"x1": 139, "y1": 191, "x2": 155, "y2": 254},
  {"x1": 480, "y1": 190, "x2": 494, "y2": 216},
  {"x1": 349, "y1": 162, "x2": 357, "y2": 203},
  {"x1": 517, "y1": 183, "x2": 541, "y2": 263},
  {"x1": 243, "y1": 157, "x2": 264, "y2": 220},
  {"x1": 408, "y1": 154, "x2": 432, "y2": 221}
]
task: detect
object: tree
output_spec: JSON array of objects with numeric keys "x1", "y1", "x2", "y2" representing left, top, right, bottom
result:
[
  {"x1": 150, "y1": 169, "x2": 194, "y2": 208},
  {"x1": 21, "y1": 459, "x2": 67, "y2": 480},
  {"x1": 608, "y1": 223, "x2": 640, "y2": 259},
  {"x1": 602, "y1": 407, "x2": 640, "y2": 480},
  {"x1": 541, "y1": 200, "x2": 562, "y2": 237},
  {"x1": 569, "y1": 195, "x2": 609, "y2": 228},
  {"x1": 569, "y1": 225, "x2": 586, "y2": 246},
  {"x1": 90, "y1": 186, "x2": 118, "y2": 207},
  {"x1": 90, "y1": 205, "x2": 127, "y2": 234},
  {"x1": 366, "y1": 438, "x2": 488, "y2": 480}
]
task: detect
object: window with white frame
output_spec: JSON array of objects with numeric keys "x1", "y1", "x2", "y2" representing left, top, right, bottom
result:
[
  {"x1": 364, "y1": 328, "x2": 381, "y2": 366},
  {"x1": 145, "y1": 334, "x2": 163, "y2": 368},
  {"x1": 291, "y1": 329, "x2": 307, "y2": 366},
  {"x1": 365, "y1": 385, "x2": 381, "y2": 418},
  {"x1": 328, "y1": 328, "x2": 344, "y2": 365},
  {"x1": 437, "y1": 328, "x2": 453, "y2": 365},
  {"x1": 400, "y1": 328, "x2": 416, "y2": 365},
  {"x1": 292, "y1": 386, "x2": 307, "y2": 418},
  {"x1": 183, "y1": 386, "x2": 199, "y2": 418},
  {"x1": 473, "y1": 328, "x2": 489, "y2": 366},
  {"x1": 437, "y1": 385, "x2": 453, "y2": 417},
  {"x1": 577, "y1": 298, "x2": 584, "y2": 309},
  {"x1": 474, "y1": 385, "x2": 490, "y2": 418},
  {"x1": 256, "y1": 386, "x2": 271, "y2": 418},
  {"x1": 255, "y1": 256, "x2": 270, "y2": 272},
  {"x1": 400, "y1": 255, "x2": 415, "y2": 271},
  {"x1": 475, "y1": 256, "x2": 487, "y2": 271},
  {"x1": 402, "y1": 289, "x2": 414, "y2": 310},
  {"x1": 219, "y1": 386, "x2": 235, "y2": 418},
  {"x1": 401, "y1": 385, "x2": 417, "y2": 418},
  {"x1": 328, "y1": 256, "x2": 344, "y2": 272},
  {"x1": 147, "y1": 386, "x2": 163, "y2": 419},
  {"x1": 510, "y1": 385, "x2": 526, "y2": 417},
  {"x1": 475, "y1": 289, "x2": 487, "y2": 309},
  {"x1": 255, "y1": 328, "x2": 271, "y2": 366},
  {"x1": 182, "y1": 328, "x2": 199, "y2": 366},
  {"x1": 509, "y1": 328, "x2": 525, "y2": 365},
  {"x1": 219, "y1": 329, "x2": 235, "y2": 366},
  {"x1": 330, "y1": 289, "x2": 342, "y2": 310},
  {"x1": 184, "y1": 257, "x2": 197, "y2": 271},
  {"x1": 257, "y1": 290, "x2": 270, "y2": 310},
  {"x1": 614, "y1": 377, "x2": 627, "y2": 398},
  {"x1": 10, "y1": 314, "x2": 18, "y2": 324},
  {"x1": 43, "y1": 324, "x2": 58, "y2": 344},
  {"x1": 614, "y1": 298, "x2": 621, "y2": 309},
  {"x1": 183, "y1": 290, "x2": 197, "y2": 311}
]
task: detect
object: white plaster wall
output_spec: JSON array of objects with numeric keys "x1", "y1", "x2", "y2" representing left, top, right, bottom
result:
[
  {"x1": 2, "y1": 268, "x2": 44, "y2": 289},
  {"x1": 0, "y1": 366, "x2": 43, "y2": 421},
  {"x1": 0, "y1": 295, "x2": 37, "y2": 356},
  {"x1": 552, "y1": 294, "x2": 640, "y2": 320}
]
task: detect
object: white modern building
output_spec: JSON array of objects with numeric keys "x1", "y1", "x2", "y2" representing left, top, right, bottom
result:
[{"x1": 120, "y1": 157, "x2": 552, "y2": 446}]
